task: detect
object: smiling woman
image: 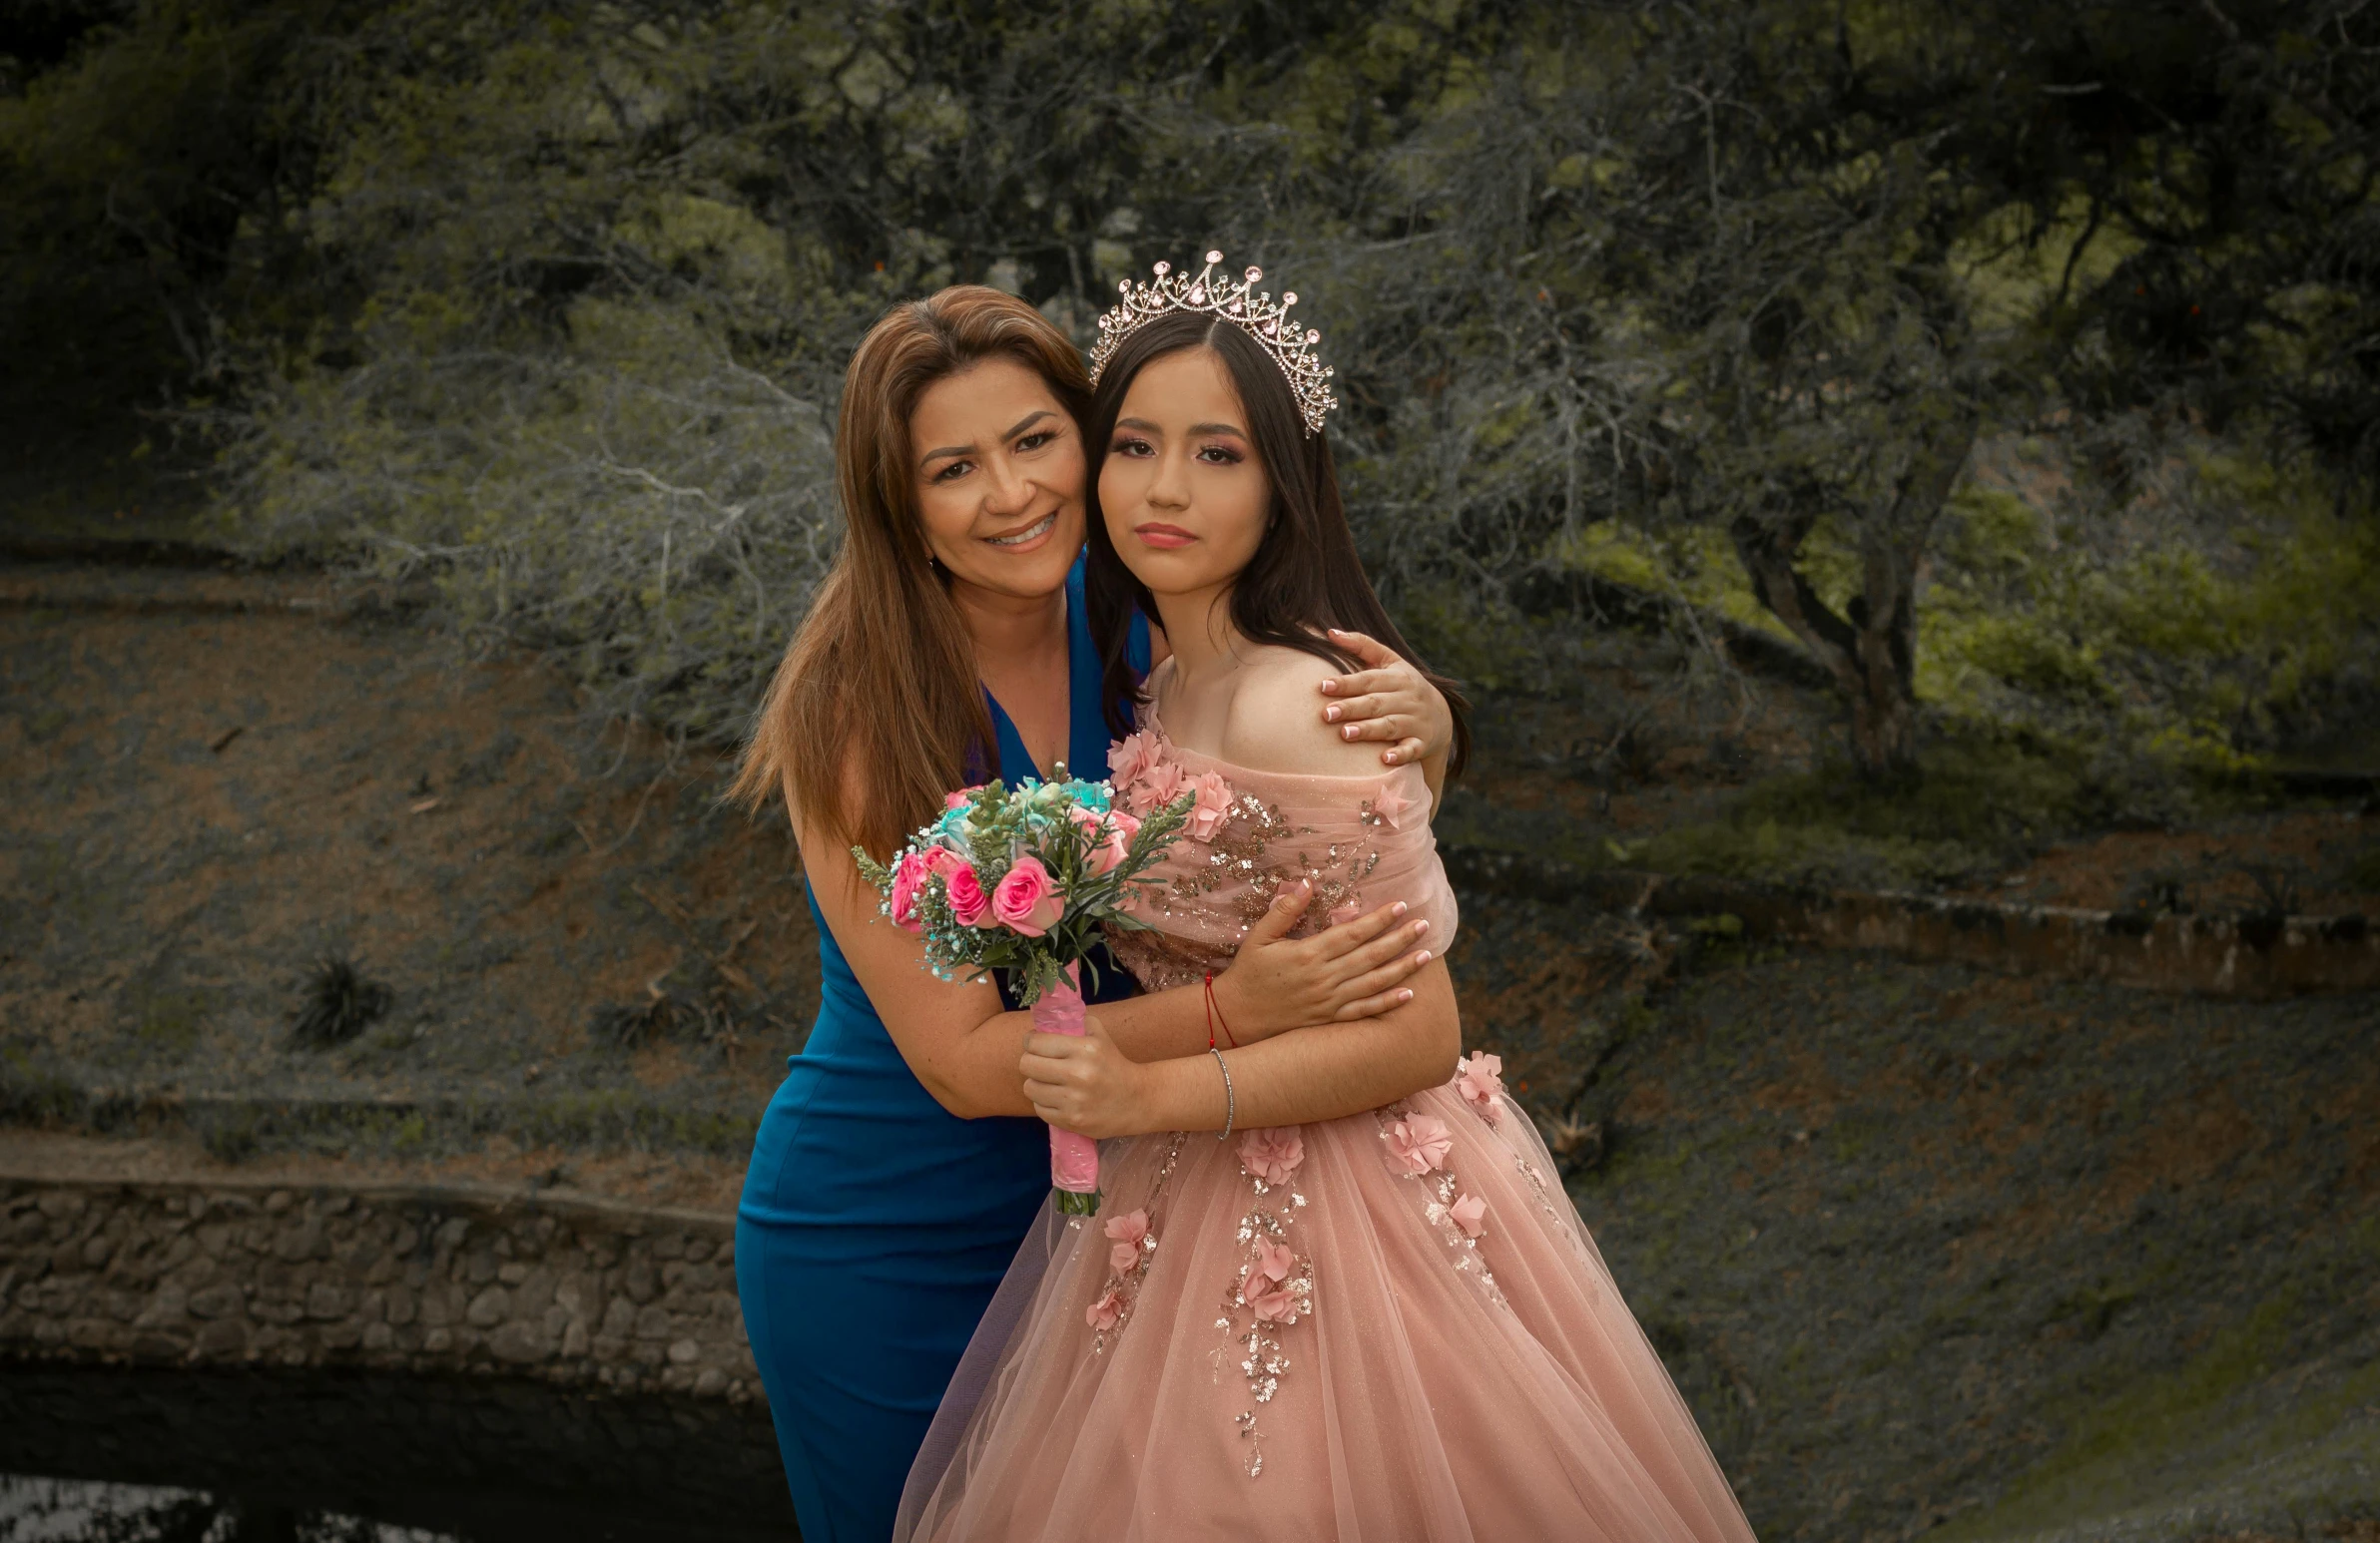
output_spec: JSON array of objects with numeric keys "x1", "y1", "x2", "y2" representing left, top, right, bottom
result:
[{"x1": 908, "y1": 361, "x2": 1087, "y2": 777}]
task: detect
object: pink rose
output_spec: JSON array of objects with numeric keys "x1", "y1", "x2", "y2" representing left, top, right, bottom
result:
[
  {"x1": 922, "y1": 846, "x2": 965, "y2": 878},
  {"x1": 1384, "y1": 1112, "x2": 1453, "y2": 1176},
  {"x1": 1249, "y1": 1236, "x2": 1294, "y2": 1285},
  {"x1": 1449, "y1": 1192, "x2": 1488, "y2": 1239},
  {"x1": 1185, "y1": 771, "x2": 1235, "y2": 842},
  {"x1": 1454, "y1": 1051, "x2": 1506, "y2": 1126},
  {"x1": 944, "y1": 788, "x2": 973, "y2": 810},
  {"x1": 1069, "y1": 806, "x2": 1130, "y2": 876},
  {"x1": 1085, "y1": 1286, "x2": 1126, "y2": 1331},
  {"x1": 1104, "y1": 1209, "x2": 1150, "y2": 1275},
  {"x1": 991, "y1": 854, "x2": 1064, "y2": 936},
  {"x1": 1237, "y1": 1126, "x2": 1305, "y2": 1185},
  {"x1": 1371, "y1": 780, "x2": 1418, "y2": 830},
  {"x1": 888, "y1": 852, "x2": 928, "y2": 934},
  {"x1": 944, "y1": 861, "x2": 991, "y2": 927},
  {"x1": 1108, "y1": 733, "x2": 1159, "y2": 792}
]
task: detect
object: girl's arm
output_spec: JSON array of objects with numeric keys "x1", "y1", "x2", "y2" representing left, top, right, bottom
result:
[
  {"x1": 1019, "y1": 960, "x2": 1461, "y2": 1137},
  {"x1": 793, "y1": 807, "x2": 1436, "y2": 1121},
  {"x1": 1016, "y1": 648, "x2": 1466, "y2": 1132}
]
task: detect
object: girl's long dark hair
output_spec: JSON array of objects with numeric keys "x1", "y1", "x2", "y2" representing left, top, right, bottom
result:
[{"x1": 1085, "y1": 310, "x2": 1471, "y2": 774}]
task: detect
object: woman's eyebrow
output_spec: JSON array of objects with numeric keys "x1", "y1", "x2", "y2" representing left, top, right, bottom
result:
[
  {"x1": 919, "y1": 409, "x2": 1056, "y2": 469},
  {"x1": 1112, "y1": 417, "x2": 1246, "y2": 438}
]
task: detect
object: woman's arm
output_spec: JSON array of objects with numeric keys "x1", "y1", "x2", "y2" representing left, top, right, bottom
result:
[
  {"x1": 793, "y1": 810, "x2": 1436, "y2": 1121},
  {"x1": 1019, "y1": 959, "x2": 1461, "y2": 1137}
]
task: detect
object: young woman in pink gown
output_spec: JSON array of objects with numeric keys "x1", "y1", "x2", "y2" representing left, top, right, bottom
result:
[{"x1": 894, "y1": 258, "x2": 1760, "y2": 1543}]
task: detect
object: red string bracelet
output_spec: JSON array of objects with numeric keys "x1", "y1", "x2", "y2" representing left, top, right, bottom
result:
[{"x1": 1202, "y1": 971, "x2": 1239, "y2": 1050}]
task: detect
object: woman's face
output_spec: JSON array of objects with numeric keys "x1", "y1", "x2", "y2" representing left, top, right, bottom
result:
[
  {"x1": 909, "y1": 357, "x2": 1087, "y2": 603},
  {"x1": 1098, "y1": 346, "x2": 1271, "y2": 604}
]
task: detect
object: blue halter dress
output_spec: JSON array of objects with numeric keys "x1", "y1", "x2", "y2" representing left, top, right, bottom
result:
[{"x1": 736, "y1": 557, "x2": 1146, "y2": 1541}]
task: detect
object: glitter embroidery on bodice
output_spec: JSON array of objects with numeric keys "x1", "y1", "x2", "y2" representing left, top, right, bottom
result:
[{"x1": 1098, "y1": 698, "x2": 1459, "y2": 992}]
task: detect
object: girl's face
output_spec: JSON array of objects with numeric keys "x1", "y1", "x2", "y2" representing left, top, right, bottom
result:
[
  {"x1": 1098, "y1": 347, "x2": 1271, "y2": 603},
  {"x1": 909, "y1": 357, "x2": 1087, "y2": 603}
]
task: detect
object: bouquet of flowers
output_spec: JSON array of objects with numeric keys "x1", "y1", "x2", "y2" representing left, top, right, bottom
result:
[{"x1": 856, "y1": 765, "x2": 1192, "y2": 1216}]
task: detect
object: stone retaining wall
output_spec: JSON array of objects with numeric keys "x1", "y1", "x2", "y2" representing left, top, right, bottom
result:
[{"x1": 0, "y1": 1170, "x2": 757, "y2": 1402}]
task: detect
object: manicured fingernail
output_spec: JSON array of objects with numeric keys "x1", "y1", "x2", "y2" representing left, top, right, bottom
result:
[
  {"x1": 1325, "y1": 705, "x2": 1341, "y2": 722},
  {"x1": 1319, "y1": 679, "x2": 1338, "y2": 694},
  {"x1": 1393, "y1": 901, "x2": 1408, "y2": 916},
  {"x1": 1413, "y1": 919, "x2": 1429, "y2": 935},
  {"x1": 1383, "y1": 751, "x2": 1398, "y2": 764},
  {"x1": 1343, "y1": 727, "x2": 1358, "y2": 740},
  {"x1": 1398, "y1": 989, "x2": 1414, "y2": 1002},
  {"x1": 1415, "y1": 951, "x2": 1432, "y2": 965}
]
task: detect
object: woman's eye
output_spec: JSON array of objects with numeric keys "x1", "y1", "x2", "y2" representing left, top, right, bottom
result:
[
  {"x1": 1015, "y1": 431, "x2": 1053, "y2": 452},
  {"x1": 932, "y1": 459, "x2": 972, "y2": 482}
]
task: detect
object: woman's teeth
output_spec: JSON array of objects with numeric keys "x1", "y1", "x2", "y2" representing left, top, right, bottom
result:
[{"x1": 986, "y1": 514, "x2": 1056, "y2": 547}]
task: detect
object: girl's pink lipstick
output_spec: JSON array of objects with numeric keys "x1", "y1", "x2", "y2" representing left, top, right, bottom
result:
[{"x1": 1134, "y1": 522, "x2": 1196, "y2": 549}]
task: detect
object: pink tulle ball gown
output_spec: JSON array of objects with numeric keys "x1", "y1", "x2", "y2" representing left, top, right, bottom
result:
[{"x1": 895, "y1": 709, "x2": 1760, "y2": 1543}]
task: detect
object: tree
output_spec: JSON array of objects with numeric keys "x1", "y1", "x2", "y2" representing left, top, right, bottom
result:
[{"x1": 1309, "y1": 0, "x2": 2378, "y2": 777}]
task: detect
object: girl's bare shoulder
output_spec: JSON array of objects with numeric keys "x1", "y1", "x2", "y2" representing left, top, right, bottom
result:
[{"x1": 1216, "y1": 645, "x2": 1382, "y2": 778}]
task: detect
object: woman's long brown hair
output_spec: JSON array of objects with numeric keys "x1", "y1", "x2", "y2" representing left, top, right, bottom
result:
[
  {"x1": 1085, "y1": 311, "x2": 1472, "y2": 773},
  {"x1": 731, "y1": 286, "x2": 1093, "y2": 857}
]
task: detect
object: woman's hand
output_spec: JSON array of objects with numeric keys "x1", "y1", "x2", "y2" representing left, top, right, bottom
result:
[
  {"x1": 1021, "y1": 1013, "x2": 1161, "y2": 1141},
  {"x1": 1316, "y1": 628, "x2": 1453, "y2": 770},
  {"x1": 1208, "y1": 880, "x2": 1434, "y2": 1045}
]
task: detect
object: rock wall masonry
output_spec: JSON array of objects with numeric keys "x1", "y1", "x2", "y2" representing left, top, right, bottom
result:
[{"x1": 0, "y1": 1171, "x2": 758, "y2": 1401}]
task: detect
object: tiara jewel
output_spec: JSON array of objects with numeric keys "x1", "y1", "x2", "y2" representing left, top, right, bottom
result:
[{"x1": 1090, "y1": 250, "x2": 1339, "y2": 436}]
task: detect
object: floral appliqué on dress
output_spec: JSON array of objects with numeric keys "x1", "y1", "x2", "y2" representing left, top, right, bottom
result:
[
  {"x1": 1085, "y1": 1134, "x2": 1187, "y2": 1355},
  {"x1": 1378, "y1": 1060, "x2": 1517, "y2": 1311},
  {"x1": 1209, "y1": 1124, "x2": 1313, "y2": 1478}
]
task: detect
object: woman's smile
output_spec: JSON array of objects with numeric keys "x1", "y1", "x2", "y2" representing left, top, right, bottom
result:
[{"x1": 985, "y1": 511, "x2": 1059, "y2": 550}]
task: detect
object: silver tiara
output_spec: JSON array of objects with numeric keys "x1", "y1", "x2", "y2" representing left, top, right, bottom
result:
[{"x1": 1089, "y1": 251, "x2": 1339, "y2": 436}]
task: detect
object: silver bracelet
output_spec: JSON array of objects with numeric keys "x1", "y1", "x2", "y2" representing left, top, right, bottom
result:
[{"x1": 1209, "y1": 1046, "x2": 1235, "y2": 1142}]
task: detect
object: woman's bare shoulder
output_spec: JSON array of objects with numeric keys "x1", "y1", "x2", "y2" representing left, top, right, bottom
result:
[{"x1": 1216, "y1": 646, "x2": 1383, "y2": 778}]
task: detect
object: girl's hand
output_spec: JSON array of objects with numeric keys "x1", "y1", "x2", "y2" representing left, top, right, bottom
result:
[
  {"x1": 1021, "y1": 1013, "x2": 1157, "y2": 1141},
  {"x1": 1316, "y1": 628, "x2": 1453, "y2": 770},
  {"x1": 1209, "y1": 880, "x2": 1434, "y2": 1045}
]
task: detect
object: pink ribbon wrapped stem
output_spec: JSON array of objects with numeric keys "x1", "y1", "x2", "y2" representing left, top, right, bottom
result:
[{"x1": 1036, "y1": 962, "x2": 1101, "y2": 1216}]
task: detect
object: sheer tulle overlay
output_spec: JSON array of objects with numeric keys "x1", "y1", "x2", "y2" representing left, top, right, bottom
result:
[{"x1": 894, "y1": 715, "x2": 1758, "y2": 1543}]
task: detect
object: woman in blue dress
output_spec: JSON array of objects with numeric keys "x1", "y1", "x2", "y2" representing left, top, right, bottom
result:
[{"x1": 729, "y1": 286, "x2": 1459, "y2": 1542}]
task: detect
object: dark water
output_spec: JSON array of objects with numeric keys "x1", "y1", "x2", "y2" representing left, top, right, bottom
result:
[{"x1": 0, "y1": 1365, "x2": 796, "y2": 1542}]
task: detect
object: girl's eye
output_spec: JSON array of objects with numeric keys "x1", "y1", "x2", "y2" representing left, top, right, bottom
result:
[
  {"x1": 1196, "y1": 444, "x2": 1243, "y2": 466},
  {"x1": 1109, "y1": 435, "x2": 1153, "y2": 457}
]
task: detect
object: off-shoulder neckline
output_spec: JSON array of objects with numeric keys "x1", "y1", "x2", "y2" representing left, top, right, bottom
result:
[{"x1": 1142, "y1": 659, "x2": 1431, "y2": 791}]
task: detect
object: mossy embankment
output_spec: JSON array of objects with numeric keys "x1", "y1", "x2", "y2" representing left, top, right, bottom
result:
[{"x1": 1459, "y1": 889, "x2": 2380, "y2": 1542}]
